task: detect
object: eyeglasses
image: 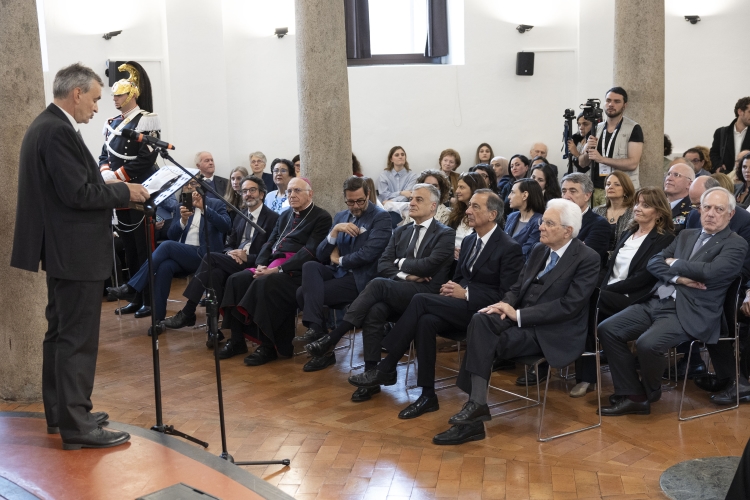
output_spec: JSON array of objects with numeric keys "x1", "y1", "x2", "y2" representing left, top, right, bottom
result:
[
  {"x1": 538, "y1": 219, "x2": 566, "y2": 228},
  {"x1": 345, "y1": 198, "x2": 368, "y2": 207},
  {"x1": 685, "y1": 158, "x2": 703, "y2": 164},
  {"x1": 241, "y1": 188, "x2": 259, "y2": 195},
  {"x1": 666, "y1": 171, "x2": 688, "y2": 179},
  {"x1": 286, "y1": 188, "x2": 310, "y2": 196},
  {"x1": 250, "y1": 159, "x2": 264, "y2": 165},
  {"x1": 272, "y1": 168, "x2": 289, "y2": 174}
]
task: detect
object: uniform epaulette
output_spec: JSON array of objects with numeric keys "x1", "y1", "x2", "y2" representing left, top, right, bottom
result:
[{"x1": 135, "y1": 111, "x2": 161, "y2": 133}]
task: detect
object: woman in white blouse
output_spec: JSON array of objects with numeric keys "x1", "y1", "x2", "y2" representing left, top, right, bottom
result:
[
  {"x1": 446, "y1": 172, "x2": 487, "y2": 259},
  {"x1": 570, "y1": 187, "x2": 675, "y2": 397}
]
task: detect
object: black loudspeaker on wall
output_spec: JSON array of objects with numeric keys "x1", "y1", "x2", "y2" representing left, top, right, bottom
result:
[
  {"x1": 516, "y1": 52, "x2": 535, "y2": 76},
  {"x1": 105, "y1": 60, "x2": 128, "y2": 87}
]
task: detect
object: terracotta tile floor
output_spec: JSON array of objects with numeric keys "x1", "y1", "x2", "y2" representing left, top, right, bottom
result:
[{"x1": 3, "y1": 279, "x2": 748, "y2": 499}]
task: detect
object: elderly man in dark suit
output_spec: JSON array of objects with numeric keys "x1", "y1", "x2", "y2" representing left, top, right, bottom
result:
[
  {"x1": 11, "y1": 63, "x2": 149, "y2": 449},
  {"x1": 296, "y1": 176, "x2": 392, "y2": 372},
  {"x1": 430, "y1": 198, "x2": 600, "y2": 444},
  {"x1": 599, "y1": 187, "x2": 748, "y2": 416},
  {"x1": 346, "y1": 190, "x2": 524, "y2": 417},
  {"x1": 194, "y1": 151, "x2": 229, "y2": 201},
  {"x1": 160, "y1": 176, "x2": 279, "y2": 344},
  {"x1": 304, "y1": 184, "x2": 455, "y2": 401},
  {"x1": 220, "y1": 177, "x2": 332, "y2": 365}
]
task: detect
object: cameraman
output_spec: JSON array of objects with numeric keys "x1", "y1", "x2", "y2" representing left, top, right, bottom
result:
[{"x1": 579, "y1": 87, "x2": 644, "y2": 206}]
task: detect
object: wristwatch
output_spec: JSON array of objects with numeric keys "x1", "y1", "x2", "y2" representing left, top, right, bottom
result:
[{"x1": 278, "y1": 267, "x2": 283, "y2": 273}]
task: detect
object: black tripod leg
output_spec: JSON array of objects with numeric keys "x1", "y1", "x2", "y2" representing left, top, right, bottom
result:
[{"x1": 234, "y1": 459, "x2": 291, "y2": 466}]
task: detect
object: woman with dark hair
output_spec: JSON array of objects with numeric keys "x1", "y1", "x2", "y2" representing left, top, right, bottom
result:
[
  {"x1": 500, "y1": 154, "x2": 531, "y2": 217},
  {"x1": 475, "y1": 143, "x2": 494, "y2": 165},
  {"x1": 439, "y1": 148, "x2": 461, "y2": 203},
  {"x1": 593, "y1": 171, "x2": 636, "y2": 252},
  {"x1": 401, "y1": 170, "x2": 452, "y2": 226},
  {"x1": 447, "y1": 172, "x2": 487, "y2": 258},
  {"x1": 352, "y1": 153, "x2": 363, "y2": 177},
  {"x1": 362, "y1": 177, "x2": 384, "y2": 208},
  {"x1": 264, "y1": 158, "x2": 296, "y2": 213},
  {"x1": 469, "y1": 164, "x2": 499, "y2": 194},
  {"x1": 735, "y1": 153, "x2": 750, "y2": 208},
  {"x1": 224, "y1": 166, "x2": 249, "y2": 222},
  {"x1": 567, "y1": 113, "x2": 593, "y2": 169},
  {"x1": 530, "y1": 164, "x2": 561, "y2": 202},
  {"x1": 292, "y1": 154, "x2": 300, "y2": 176},
  {"x1": 570, "y1": 187, "x2": 675, "y2": 397},
  {"x1": 377, "y1": 146, "x2": 419, "y2": 215},
  {"x1": 504, "y1": 179, "x2": 545, "y2": 259}
]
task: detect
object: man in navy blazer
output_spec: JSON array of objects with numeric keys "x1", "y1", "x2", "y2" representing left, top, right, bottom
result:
[
  {"x1": 347, "y1": 190, "x2": 524, "y2": 418},
  {"x1": 108, "y1": 179, "x2": 231, "y2": 327},
  {"x1": 296, "y1": 177, "x2": 392, "y2": 371}
]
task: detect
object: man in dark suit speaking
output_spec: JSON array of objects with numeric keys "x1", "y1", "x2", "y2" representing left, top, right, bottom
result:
[
  {"x1": 11, "y1": 63, "x2": 149, "y2": 450},
  {"x1": 431, "y1": 198, "x2": 600, "y2": 444},
  {"x1": 599, "y1": 187, "x2": 748, "y2": 416}
]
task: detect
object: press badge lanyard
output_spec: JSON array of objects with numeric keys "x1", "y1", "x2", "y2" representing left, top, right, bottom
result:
[{"x1": 598, "y1": 118, "x2": 622, "y2": 176}]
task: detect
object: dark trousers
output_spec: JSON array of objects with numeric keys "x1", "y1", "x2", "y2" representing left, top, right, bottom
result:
[
  {"x1": 184, "y1": 252, "x2": 252, "y2": 305},
  {"x1": 378, "y1": 294, "x2": 472, "y2": 388},
  {"x1": 727, "y1": 437, "x2": 750, "y2": 498},
  {"x1": 128, "y1": 241, "x2": 203, "y2": 322},
  {"x1": 296, "y1": 261, "x2": 358, "y2": 330},
  {"x1": 117, "y1": 209, "x2": 149, "y2": 280},
  {"x1": 598, "y1": 298, "x2": 690, "y2": 397},
  {"x1": 456, "y1": 312, "x2": 543, "y2": 394},
  {"x1": 342, "y1": 277, "x2": 432, "y2": 363},
  {"x1": 43, "y1": 276, "x2": 103, "y2": 439}
]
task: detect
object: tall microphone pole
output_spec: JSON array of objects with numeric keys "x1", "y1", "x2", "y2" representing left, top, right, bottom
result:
[{"x1": 151, "y1": 145, "x2": 289, "y2": 467}]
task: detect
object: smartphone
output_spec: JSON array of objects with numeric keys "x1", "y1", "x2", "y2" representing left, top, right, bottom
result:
[{"x1": 180, "y1": 192, "x2": 194, "y2": 211}]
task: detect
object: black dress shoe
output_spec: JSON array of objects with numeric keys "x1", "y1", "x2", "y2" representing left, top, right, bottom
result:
[
  {"x1": 296, "y1": 327, "x2": 326, "y2": 343},
  {"x1": 162, "y1": 310, "x2": 196, "y2": 329},
  {"x1": 305, "y1": 335, "x2": 336, "y2": 357},
  {"x1": 448, "y1": 401, "x2": 491, "y2": 425},
  {"x1": 134, "y1": 305, "x2": 151, "y2": 318},
  {"x1": 114, "y1": 301, "x2": 141, "y2": 315},
  {"x1": 243, "y1": 345, "x2": 278, "y2": 366},
  {"x1": 598, "y1": 397, "x2": 650, "y2": 416},
  {"x1": 107, "y1": 284, "x2": 136, "y2": 301},
  {"x1": 664, "y1": 358, "x2": 707, "y2": 381},
  {"x1": 492, "y1": 358, "x2": 516, "y2": 371},
  {"x1": 433, "y1": 422, "x2": 485, "y2": 445},
  {"x1": 147, "y1": 325, "x2": 163, "y2": 337},
  {"x1": 217, "y1": 339, "x2": 247, "y2": 359},
  {"x1": 348, "y1": 369, "x2": 397, "y2": 388},
  {"x1": 303, "y1": 352, "x2": 336, "y2": 372},
  {"x1": 398, "y1": 394, "x2": 439, "y2": 420},
  {"x1": 515, "y1": 364, "x2": 549, "y2": 386},
  {"x1": 710, "y1": 379, "x2": 750, "y2": 405},
  {"x1": 48, "y1": 411, "x2": 109, "y2": 434},
  {"x1": 351, "y1": 386, "x2": 381, "y2": 402},
  {"x1": 206, "y1": 330, "x2": 226, "y2": 349},
  {"x1": 608, "y1": 389, "x2": 661, "y2": 406},
  {"x1": 62, "y1": 427, "x2": 131, "y2": 450},
  {"x1": 694, "y1": 374, "x2": 732, "y2": 393}
]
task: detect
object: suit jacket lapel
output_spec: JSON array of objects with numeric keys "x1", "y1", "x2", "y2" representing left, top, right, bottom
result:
[
  {"x1": 469, "y1": 227, "x2": 500, "y2": 278},
  {"x1": 519, "y1": 246, "x2": 550, "y2": 299},
  {"x1": 415, "y1": 220, "x2": 438, "y2": 258},
  {"x1": 627, "y1": 229, "x2": 656, "y2": 274},
  {"x1": 460, "y1": 233, "x2": 477, "y2": 276},
  {"x1": 689, "y1": 226, "x2": 731, "y2": 261},
  {"x1": 535, "y1": 240, "x2": 580, "y2": 296}
]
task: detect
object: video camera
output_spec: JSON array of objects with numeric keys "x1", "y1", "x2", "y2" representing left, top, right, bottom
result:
[{"x1": 579, "y1": 98, "x2": 603, "y2": 125}]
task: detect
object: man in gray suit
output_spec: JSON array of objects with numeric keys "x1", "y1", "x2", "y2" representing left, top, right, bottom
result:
[
  {"x1": 599, "y1": 187, "x2": 748, "y2": 416},
  {"x1": 431, "y1": 199, "x2": 600, "y2": 445}
]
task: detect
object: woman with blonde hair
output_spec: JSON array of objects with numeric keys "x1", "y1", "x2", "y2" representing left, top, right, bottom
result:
[{"x1": 224, "y1": 166, "x2": 249, "y2": 222}]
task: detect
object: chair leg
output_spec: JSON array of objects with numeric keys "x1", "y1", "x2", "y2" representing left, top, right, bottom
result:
[{"x1": 487, "y1": 361, "x2": 542, "y2": 416}]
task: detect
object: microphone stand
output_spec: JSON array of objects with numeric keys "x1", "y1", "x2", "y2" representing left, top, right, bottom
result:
[
  {"x1": 128, "y1": 200, "x2": 209, "y2": 449},
  {"x1": 152, "y1": 146, "x2": 289, "y2": 467}
]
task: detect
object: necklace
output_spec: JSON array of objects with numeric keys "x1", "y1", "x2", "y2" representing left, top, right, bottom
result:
[
  {"x1": 608, "y1": 206, "x2": 625, "y2": 223},
  {"x1": 272, "y1": 202, "x2": 314, "y2": 253}
]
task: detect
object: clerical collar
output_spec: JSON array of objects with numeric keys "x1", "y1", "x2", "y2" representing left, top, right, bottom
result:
[{"x1": 294, "y1": 201, "x2": 313, "y2": 216}]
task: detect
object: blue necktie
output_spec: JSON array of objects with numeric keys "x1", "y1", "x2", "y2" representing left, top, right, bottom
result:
[
  {"x1": 467, "y1": 239, "x2": 483, "y2": 271},
  {"x1": 537, "y1": 251, "x2": 559, "y2": 278}
]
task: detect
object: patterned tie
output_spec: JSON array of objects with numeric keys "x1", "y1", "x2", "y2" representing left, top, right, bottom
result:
[
  {"x1": 537, "y1": 251, "x2": 559, "y2": 279},
  {"x1": 405, "y1": 225, "x2": 423, "y2": 258},
  {"x1": 467, "y1": 239, "x2": 484, "y2": 271},
  {"x1": 239, "y1": 213, "x2": 254, "y2": 249}
]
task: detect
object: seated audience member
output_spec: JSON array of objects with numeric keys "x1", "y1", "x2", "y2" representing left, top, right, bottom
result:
[
  {"x1": 709, "y1": 96, "x2": 750, "y2": 174},
  {"x1": 438, "y1": 148, "x2": 461, "y2": 203},
  {"x1": 429, "y1": 199, "x2": 600, "y2": 444},
  {"x1": 363, "y1": 177, "x2": 385, "y2": 209},
  {"x1": 593, "y1": 171, "x2": 636, "y2": 253},
  {"x1": 347, "y1": 190, "x2": 524, "y2": 415},
  {"x1": 352, "y1": 153, "x2": 363, "y2": 177},
  {"x1": 249, "y1": 151, "x2": 275, "y2": 192},
  {"x1": 664, "y1": 163, "x2": 695, "y2": 233},
  {"x1": 292, "y1": 154, "x2": 300, "y2": 176},
  {"x1": 295, "y1": 177, "x2": 392, "y2": 371},
  {"x1": 378, "y1": 146, "x2": 419, "y2": 216},
  {"x1": 108, "y1": 179, "x2": 232, "y2": 330},
  {"x1": 401, "y1": 170, "x2": 451, "y2": 226},
  {"x1": 684, "y1": 148, "x2": 710, "y2": 177},
  {"x1": 663, "y1": 134, "x2": 673, "y2": 175},
  {"x1": 491, "y1": 156, "x2": 512, "y2": 194},
  {"x1": 730, "y1": 150, "x2": 750, "y2": 185},
  {"x1": 504, "y1": 179, "x2": 544, "y2": 259},
  {"x1": 711, "y1": 172, "x2": 736, "y2": 194},
  {"x1": 303, "y1": 184, "x2": 455, "y2": 399},
  {"x1": 736, "y1": 153, "x2": 750, "y2": 208},
  {"x1": 219, "y1": 177, "x2": 332, "y2": 365},
  {"x1": 265, "y1": 158, "x2": 296, "y2": 213},
  {"x1": 598, "y1": 187, "x2": 747, "y2": 416},
  {"x1": 475, "y1": 143, "x2": 494, "y2": 165},
  {"x1": 160, "y1": 176, "x2": 279, "y2": 345},
  {"x1": 530, "y1": 142, "x2": 548, "y2": 160},
  {"x1": 695, "y1": 146, "x2": 713, "y2": 173},
  {"x1": 469, "y1": 164, "x2": 499, "y2": 195},
  {"x1": 224, "y1": 166, "x2": 249, "y2": 224},
  {"x1": 530, "y1": 164, "x2": 562, "y2": 203},
  {"x1": 194, "y1": 151, "x2": 229, "y2": 201},
  {"x1": 447, "y1": 172, "x2": 487, "y2": 259},
  {"x1": 571, "y1": 187, "x2": 674, "y2": 397},
  {"x1": 502, "y1": 155, "x2": 532, "y2": 217}
]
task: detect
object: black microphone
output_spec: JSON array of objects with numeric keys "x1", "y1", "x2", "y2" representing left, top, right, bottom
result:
[{"x1": 121, "y1": 129, "x2": 175, "y2": 150}]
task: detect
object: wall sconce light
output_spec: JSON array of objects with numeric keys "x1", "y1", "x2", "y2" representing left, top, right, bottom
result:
[
  {"x1": 684, "y1": 16, "x2": 701, "y2": 25},
  {"x1": 275, "y1": 27, "x2": 289, "y2": 38},
  {"x1": 103, "y1": 30, "x2": 122, "y2": 40},
  {"x1": 516, "y1": 25, "x2": 534, "y2": 34}
]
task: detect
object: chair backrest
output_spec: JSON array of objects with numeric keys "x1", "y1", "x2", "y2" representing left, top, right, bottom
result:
[
  {"x1": 588, "y1": 287, "x2": 601, "y2": 340},
  {"x1": 389, "y1": 211, "x2": 403, "y2": 229},
  {"x1": 721, "y1": 275, "x2": 743, "y2": 339}
]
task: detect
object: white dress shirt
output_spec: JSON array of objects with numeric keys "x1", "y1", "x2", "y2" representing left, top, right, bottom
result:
[
  {"x1": 735, "y1": 124, "x2": 748, "y2": 162},
  {"x1": 608, "y1": 233, "x2": 647, "y2": 285},
  {"x1": 181, "y1": 208, "x2": 202, "y2": 247},
  {"x1": 54, "y1": 103, "x2": 79, "y2": 132},
  {"x1": 517, "y1": 238, "x2": 573, "y2": 327}
]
